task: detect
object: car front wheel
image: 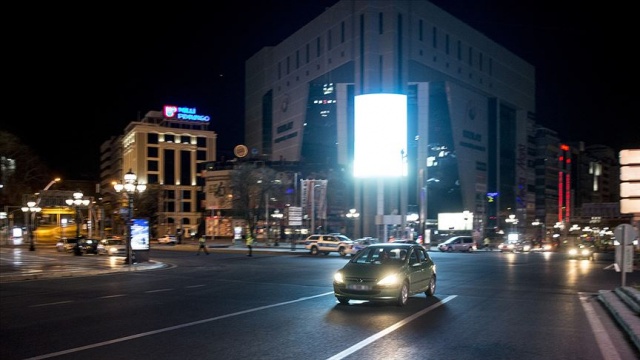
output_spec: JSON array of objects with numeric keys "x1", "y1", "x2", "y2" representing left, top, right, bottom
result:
[
  {"x1": 310, "y1": 246, "x2": 319, "y2": 255},
  {"x1": 396, "y1": 282, "x2": 409, "y2": 306},
  {"x1": 425, "y1": 276, "x2": 436, "y2": 296},
  {"x1": 338, "y1": 247, "x2": 347, "y2": 257}
]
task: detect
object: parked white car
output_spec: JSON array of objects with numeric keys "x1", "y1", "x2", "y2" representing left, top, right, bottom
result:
[{"x1": 157, "y1": 235, "x2": 177, "y2": 245}]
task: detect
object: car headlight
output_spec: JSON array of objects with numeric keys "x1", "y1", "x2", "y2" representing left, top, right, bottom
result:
[
  {"x1": 377, "y1": 273, "x2": 400, "y2": 286},
  {"x1": 580, "y1": 249, "x2": 591, "y2": 256},
  {"x1": 568, "y1": 248, "x2": 578, "y2": 255},
  {"x1": 333, "y1": 272, "x2": 344, "y2": 284}
]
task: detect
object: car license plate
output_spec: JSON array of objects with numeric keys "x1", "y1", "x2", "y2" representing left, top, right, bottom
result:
[{"x1": 347, "y1": 284, "x2": 371, "y2": 291}]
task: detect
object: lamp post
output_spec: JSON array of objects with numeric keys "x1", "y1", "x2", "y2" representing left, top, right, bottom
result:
[
  {"x1": 345, "y1": 208, "x2": 360, "y2": 238},
  {"x1": 114, "y1": 169, "x2": 146, "y2": 265},
  {"x1": 462, "y1": 210, "x2": 471, "y2": 232},
  {"x1": 21, "y1": 201, "x2": 41, "y2": 251},
  {"x1": 506, "y1": 214, "x2": 518, "y2": 234},
  {"x1": 66, "y1": 191, "x2": 90, "y2": 239}
]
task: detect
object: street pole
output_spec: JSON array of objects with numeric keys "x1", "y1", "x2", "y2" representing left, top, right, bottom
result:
[{"x1": 127, "y1": 194, "x2": 133, "y2": 266}]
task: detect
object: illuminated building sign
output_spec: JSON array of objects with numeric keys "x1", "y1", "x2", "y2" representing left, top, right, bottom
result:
[{"x1": 163, "y1": 105, "x2": 210, "y2": 122}]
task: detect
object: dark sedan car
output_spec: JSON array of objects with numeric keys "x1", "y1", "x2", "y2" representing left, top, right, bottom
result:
[{"x1": 333, "y1": 243, "x2": 436, "y2": 306}]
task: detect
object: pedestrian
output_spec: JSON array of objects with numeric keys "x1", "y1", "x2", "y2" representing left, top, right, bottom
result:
[
  {"x1": 197, "y1": 235, "x2": 210, "y2": 255},
  {"x1": 246, "y1": 232, "x2": 254, "y2": 257},
  {"x1": 483, "y1": 237, "x2": 492, "y2": 251}
]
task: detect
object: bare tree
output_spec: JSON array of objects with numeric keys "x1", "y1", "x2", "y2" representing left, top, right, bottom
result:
[
  {"x1": 0, "y1": 131, "x2": 52, "y2": 206},
  {"x1": 230, "y1": 162, "x2": 279, "y2": 237}
]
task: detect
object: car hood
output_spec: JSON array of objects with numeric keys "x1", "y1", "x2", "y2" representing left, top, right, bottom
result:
[{"x1": 340, "y1": 262, "x2": 405, "y2": 278}]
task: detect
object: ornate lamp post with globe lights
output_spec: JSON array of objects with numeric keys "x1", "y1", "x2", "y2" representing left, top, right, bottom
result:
[
  {"x1": 114, "y1": 169, "x2": 146, "y2": 265},
  {"x1": 21, "y1": 200, "x2": 41, "y2": 251},
  {"x1": 345, "y1": 208, "x2": 360, "y2": 238},
  {"x1": 65, "y1": 191, "x2": 90, "y2": 239}
]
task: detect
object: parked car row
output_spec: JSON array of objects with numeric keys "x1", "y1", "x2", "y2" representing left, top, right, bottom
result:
[{"x1": 56, "y1": 237, "x2": 126, "y2": 256}]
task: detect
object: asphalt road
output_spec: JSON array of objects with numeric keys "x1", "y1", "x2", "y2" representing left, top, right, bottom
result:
[{"x1": 1, "y1": 247, "x2": 639, "y2": 360}]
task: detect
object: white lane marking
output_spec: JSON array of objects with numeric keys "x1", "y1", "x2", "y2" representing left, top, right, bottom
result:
[
  {"x1": 99, "y1": 294, "x2": 127, "y2": 299},
  {"x1": 29, "y1": 301, "x2": 74, "y2": 308},
  {"x1": 24, "y1": 291, "x2": 335, "y2": 360},
  {"x1": 145, "y1": 288, "x2": 174, "y2": 293},
  {"x1": 579, "y1": 292, "x2": 621, "y2": 360},
  {"x1": 326, "y1": 295, "x2": 457, "y2": 360},
  {"x1": 185, "y1": 284, "x2": 206, "y2": 288}
]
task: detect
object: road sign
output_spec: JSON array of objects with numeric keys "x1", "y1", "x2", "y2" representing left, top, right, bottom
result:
[
  {"x1": 619, "y1": 149, "x2": 640, "y2": 214},
  {"x1": 287, "y1": 206, "x2": 303, "y2": 226},
  {"x1": 614, "y1": 224, "x2": 636, "y2": 275},
  {"x1": 615, "y1": 224, "x2": 637, "y2": 246}
]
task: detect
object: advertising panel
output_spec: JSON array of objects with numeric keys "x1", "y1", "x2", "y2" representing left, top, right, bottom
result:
[{"x1": 131, "y1": 218, "x2": 150, "y2": 250}]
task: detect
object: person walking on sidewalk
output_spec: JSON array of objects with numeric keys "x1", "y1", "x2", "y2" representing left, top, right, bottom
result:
[
  {"x1": 246, "y1": 232, "x2": 254, "y2": 257},
  {"x1": 197, "y1": 235, "x2": 210, "y2": 255}
]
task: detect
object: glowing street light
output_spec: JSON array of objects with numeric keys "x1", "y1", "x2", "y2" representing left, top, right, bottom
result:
[
  {"x1": 21, "y1": 201, "x2": 41, "y2": 251},
  {"x1": 65, "y1": 191, "x2": 90, "y2": 238},
  {"x1": 114, "y1": 169, "x2": 146, "y2": 265},
  {"x1": 345, "y1": 208, "x2": 360, "y2": 238}
]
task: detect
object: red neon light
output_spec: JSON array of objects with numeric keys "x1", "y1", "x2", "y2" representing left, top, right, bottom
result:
[
  {"x1": 559, "y1": 156, "x2": 564, "y2": 162},
  {"x1": 558, "y1": 172, "x2": 563, "y2": 222},
  {"x1": 560, "y1": 144, "x2": 569, "y2": 151},
  {"x1": 565, "y1": 174, "x2": 571, "y2": 219}
]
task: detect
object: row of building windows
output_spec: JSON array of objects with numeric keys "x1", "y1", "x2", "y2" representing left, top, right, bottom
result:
[
  {"x1": 146, "y1": 133, "x2": 208, "y2": 147},
  {"x1": 277, "y1": 12, "x2": 493, "y2": 81}
]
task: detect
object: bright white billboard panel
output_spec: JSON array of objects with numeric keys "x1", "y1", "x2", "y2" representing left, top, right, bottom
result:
[{"x1": 353, "y1": 93, "x2": 407, "y2": 178}]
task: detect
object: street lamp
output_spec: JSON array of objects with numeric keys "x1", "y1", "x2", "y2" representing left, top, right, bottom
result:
[
  {"x1": 66, "y1": 191, "x2": 90, "y2": 238},
  {"x1": 462, "y1": 210, "x2": 471, "y2": 231},
  {"x1": 114, "y1": 169, "x2": 146, "y2": 265},
  {"x1": 21, "y1": 201, "x2": 41, "y2": 251},
  {"x1": 506, "y1": 214, "x2": 518, "y2": 233},
  {"x1": 345, "y1": 208, "x2": 359, "y2": 238}
]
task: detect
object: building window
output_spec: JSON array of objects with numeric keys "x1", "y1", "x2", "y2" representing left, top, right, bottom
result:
[
  {"x1": 445, "y1": 34, "x2": 449, "y2": 54},
  {"x1": 163, "y1": 149, "x2": 175, "y2": 185},
  {"x1": 147, "y1": 147, "x2": 158, "y2": 158},
  {"x1": 181, "y1": 135, "x2": 191, "y2": 144},
  {"x1": 341, "y1": 21, "x2": 345, "y2": 43},
  {"x1": 316, "y1": 37, "x2": 321, "y2": 57},
  {"x1": 165, "y1": 134, "x2": 175, "y2": 143},
  {"x1": 306, "y1": 43, "x2": 310, "y2": 63},
  {"x1": 148, "y1": 160, "x2": 158, "y2": 171},
  {"x1": 148, "y1": 174, "x2": 158, "y2": 184},
  {"x1": 432, "y1": 26, "x2": 437, "y2": 48},
  {"x1": 419, "y1": 19, "x2": 423, "y2": 41},
  {"x1": 182, "y1": 189, "x2": 191, "y2": 199},
  {"x1": 197, "y1": 137, "x2": 207, "y2": 148},
  {"x1": 197, "y1": 150, "x2": 207, "y2": 161},
  {"x1": 457, "y1": 40, "x2": 462, "y2": 60},
  {"x1": 180, "y1": 150, "x2": 191, "y2": 185},
  {"x1": 379, "y1": 12, "x2": 383, "y2": 34},
  {"x1": 147, "y1": 133, "x2": 159, "y2": 144}
]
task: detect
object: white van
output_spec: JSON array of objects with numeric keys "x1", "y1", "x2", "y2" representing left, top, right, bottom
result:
[{"x1": 437, "y1": 236, "x2": 476, "y2": 252}]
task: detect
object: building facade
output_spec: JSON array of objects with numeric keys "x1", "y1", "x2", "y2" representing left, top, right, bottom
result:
[
  {"x1": 244, "y1": 0, "x2": 535, "y2": 240},
  {"x1": 100, "y1": 108, "x2": 217, "y2": 238}
]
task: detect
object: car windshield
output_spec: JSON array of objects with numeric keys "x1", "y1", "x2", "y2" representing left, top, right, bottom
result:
[{"x1": 351, "y1": 246, "x2": 408, "y2": 264}]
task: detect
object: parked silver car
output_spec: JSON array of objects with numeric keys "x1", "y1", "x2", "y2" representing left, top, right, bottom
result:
[{"x1": 437, "y1": 236, "x2": 476, "y2": 252}]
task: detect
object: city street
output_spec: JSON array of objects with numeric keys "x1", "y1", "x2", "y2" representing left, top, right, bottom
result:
[{"x1": 1, "y1": 247, "x2": 639, "y2": 360}]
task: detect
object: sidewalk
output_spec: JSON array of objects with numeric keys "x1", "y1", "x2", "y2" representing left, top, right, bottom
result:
[{"x1": 0, "y1": 239, "x2": 308, "y2": 283}]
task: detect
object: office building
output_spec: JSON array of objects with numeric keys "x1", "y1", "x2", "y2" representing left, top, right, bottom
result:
[{"x1": 245, "y1": 0, "x2": 535, "y2": 240}]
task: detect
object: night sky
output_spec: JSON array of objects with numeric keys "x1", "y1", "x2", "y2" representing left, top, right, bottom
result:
[{"x1": 4, "y1": 0, "x2": 635, "y2": 180}]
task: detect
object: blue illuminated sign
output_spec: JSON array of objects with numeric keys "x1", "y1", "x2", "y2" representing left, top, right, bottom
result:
[{"x1": 163, "y1": 105, "x2": 210, "y2": 122}]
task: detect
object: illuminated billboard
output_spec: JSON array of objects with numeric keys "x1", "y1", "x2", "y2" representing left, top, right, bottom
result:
[
  {"x1": 131, "y1": 218, "x2": 150, "y2": 250},
  {"x1": 353, "y1": 93, "x2": 407, "y2": 178},
  {"x1": 163, "y1": 105, "x2": 210, "y2": 122}
]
